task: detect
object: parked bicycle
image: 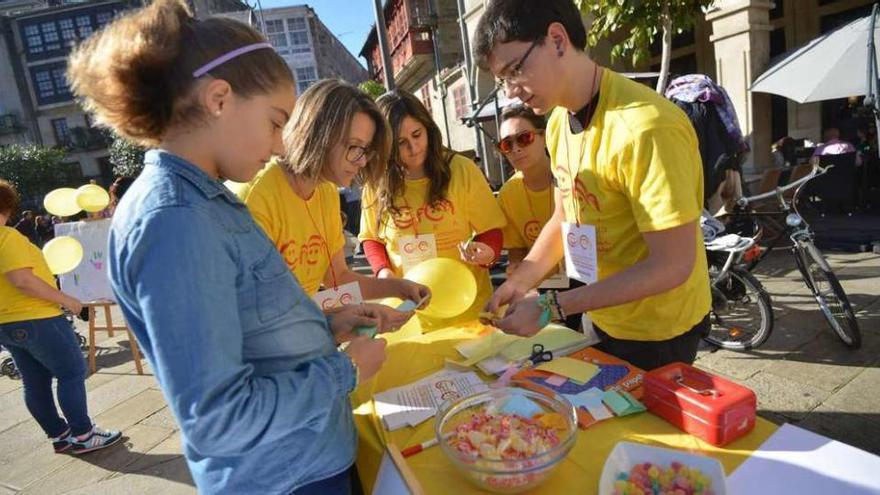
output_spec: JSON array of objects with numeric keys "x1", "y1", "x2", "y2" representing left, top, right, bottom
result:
[{"x1": 705, "y1": 165, "x2": 862, "y2": 350}]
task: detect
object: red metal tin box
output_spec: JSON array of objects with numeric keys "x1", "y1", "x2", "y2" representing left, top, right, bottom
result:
[{"x1": 643, "y1": 362, "x2": 756, "y2": 446}]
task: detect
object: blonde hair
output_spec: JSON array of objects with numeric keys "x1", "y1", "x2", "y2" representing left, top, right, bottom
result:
[
  {"x1": 283, "y1": 79, "x2": 389, "y2": 188},
  {"x1": 67, "y1": 0, "x2": 293, "y2": 147}
]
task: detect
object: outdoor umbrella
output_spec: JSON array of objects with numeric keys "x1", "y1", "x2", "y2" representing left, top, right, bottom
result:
[{"x1": 750, "y1": 9, "x2": 880, "y2": 103}]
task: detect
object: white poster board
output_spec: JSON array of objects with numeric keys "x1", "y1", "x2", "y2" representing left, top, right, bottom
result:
[
  {"x1": 54, "y1": 219, "x2": 115, "y2": 303},
  {"x1": 728, "y1": 423, "x2": 880, "y2": 494}
]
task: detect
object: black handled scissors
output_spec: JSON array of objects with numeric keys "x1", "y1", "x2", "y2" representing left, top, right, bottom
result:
[{"x1": 526, "y1": 344, "x2": 553, "y2": 367}]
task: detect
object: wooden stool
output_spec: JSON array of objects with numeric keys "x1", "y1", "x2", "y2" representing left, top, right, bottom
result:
[{"x1": 84, "y1": 302, "x2": 144, "y2": 375}]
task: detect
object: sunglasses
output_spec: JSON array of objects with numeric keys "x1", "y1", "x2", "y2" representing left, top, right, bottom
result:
[{"x1": 496, "y1": 130, "x2": 543, "y2": 154}]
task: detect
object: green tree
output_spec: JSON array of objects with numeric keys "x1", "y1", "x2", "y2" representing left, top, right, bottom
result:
[
  {"x1": 359, "y1": 79, "x2": 387, "y2": 100},
  {"x1": 0, "y1": 144, "x2": 79, "y2": 207},
  {"x1": 108, "y1": 134, "x2": 146, "y2": 177},
  {"x1": 577, "y1": 0, "x2": 714, "y2": 93}
]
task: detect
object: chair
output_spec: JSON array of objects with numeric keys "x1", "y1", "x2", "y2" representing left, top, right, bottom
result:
[
  {"x1": 84, "y1": 302, "x2": 144, "y2": 375},
  {"x1": 807, "y1": 153, "x2": 859, "y2": 213},
  {"x1": 753, "y1": 168, "x2": 783, "y2": 195}
]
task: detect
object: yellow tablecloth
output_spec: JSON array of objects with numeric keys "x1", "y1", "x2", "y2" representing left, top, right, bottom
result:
[{"x1": 352, "y1": 322, "x2": 778, "y2": 494}]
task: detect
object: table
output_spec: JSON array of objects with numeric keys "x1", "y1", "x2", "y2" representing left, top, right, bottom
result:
[{"x1": 352, "y1": 323, "x2": 778, "y2": 494}]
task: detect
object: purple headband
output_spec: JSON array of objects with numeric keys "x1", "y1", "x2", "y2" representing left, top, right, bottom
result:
[{"x1": 192, "y1": 42, "x2": 273, "y2": 78}]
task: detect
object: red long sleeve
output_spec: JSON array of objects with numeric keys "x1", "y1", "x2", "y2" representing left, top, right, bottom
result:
[
  {"x1": 474, "y1": 228, "x2": 503, "y2": 266},
  {"x1": 362, "y1": 240, "x2": 392, "y2": 276}
]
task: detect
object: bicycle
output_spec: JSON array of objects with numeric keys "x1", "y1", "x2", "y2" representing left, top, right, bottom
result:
[
  {"x1": 704, "y1": 218, "x2": 774, "y2": 350},
  {"x1": 709, "y1": 165, "x2": 862, "y2": 349}
]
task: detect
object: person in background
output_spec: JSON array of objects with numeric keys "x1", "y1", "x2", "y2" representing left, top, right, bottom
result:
[
  {"x1": 108, "y1": 177, "x2": 135, "y2": 216},
  {"x1": 0, "y1": 179, "x2": 121, "y2": 455},
  {"x1": 15, "y1": 210, "x2": 39, "y2": 246},
  {"x1": 813, "y1": 127, "x2": 860, "y2": 165},
  {"x1": 35, "y1": 215, "x2": 54, "y2": 246},
  {"x1": 360, "y1": 90, "x2": 507, "y2": 324},
  {"x1": 68, "y1": 0, "x2": 387, "y2": 492}
]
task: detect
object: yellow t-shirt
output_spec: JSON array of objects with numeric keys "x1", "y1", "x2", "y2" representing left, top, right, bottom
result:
[
  {"x1": 0, "y1": 226, "x2": 63, "y2": 324},
  {"x1": 546, "y1": 69, "x2": 711, "y2": 341},
  {"x1": 497, "y1": 171, "x2": 554, "y2": 250},
  {"x1": 359, "y1": 154, "x2": 507, "y2": 322},
  {"x1": 231, "y1": 162, "x2": 345, "y2": 296}
]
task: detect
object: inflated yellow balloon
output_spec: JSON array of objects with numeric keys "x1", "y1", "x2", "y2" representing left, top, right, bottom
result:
[
  {"x1": 404, "y1": 258, "x2": 477, "y2": 319},
  {"x1": 42, "y1": 236, "x2": 84, "y2": 275},
  {"x1": 43, "y1": 188, "x2": 82, "y2": 217},
  {"x1": 75, "y1": 184, "x2": 110, "y2": 212}
]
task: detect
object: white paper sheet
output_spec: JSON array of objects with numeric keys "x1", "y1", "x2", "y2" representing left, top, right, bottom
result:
[
  {"x1": 728, "y1": 423, "x2": 880, "y2": 494},
  {"x1": 374, "y1": 370, "x2": 488, "y2": 431}
]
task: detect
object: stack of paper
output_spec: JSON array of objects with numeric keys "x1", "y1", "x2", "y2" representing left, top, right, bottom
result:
[
  {"x1": 449, "y1": 324, "x2": 591, "y2": 374},
  {"x1": 373, "y1": 370, "x2": 488, "y2": 431}
]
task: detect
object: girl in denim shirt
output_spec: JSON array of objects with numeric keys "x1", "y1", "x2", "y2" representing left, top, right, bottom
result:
[{"x1": 67, "y1": 0, "x2": 387, "y2": 493}]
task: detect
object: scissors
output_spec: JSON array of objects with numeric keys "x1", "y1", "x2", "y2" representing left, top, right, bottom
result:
[{"x1": 525, "y1": 343, "x2": 553, "y2": 368}]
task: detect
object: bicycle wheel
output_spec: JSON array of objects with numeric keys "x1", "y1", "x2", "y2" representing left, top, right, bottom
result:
[
  {"x1": 705, "y1": 267, "x2": 774, "y2": 351},
  {"x1": 794, "y1": 241, "x2": 862, "y2": 348}
]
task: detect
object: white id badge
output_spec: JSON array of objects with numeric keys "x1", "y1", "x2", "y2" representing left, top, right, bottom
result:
[
  {"x1": 312, "y1": 281, "x2": 364, "y2": 311},
  {"x1": 397, "y1": 234, "x2": 437, "y2": 272},
  {"x1": 538, "y1": 262, "x2": 570, "y2": 289},
  {"x1": 562, "y1": 222, "x2": 598, "y2": 284}
]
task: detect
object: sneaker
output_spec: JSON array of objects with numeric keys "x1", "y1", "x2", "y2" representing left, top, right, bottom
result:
[
  {"x1": 51, "y1": 428, "x2": 72, "y2": 454},
  {"x1": 69, "y1": 426, "x2": 122, "y2": 455}
]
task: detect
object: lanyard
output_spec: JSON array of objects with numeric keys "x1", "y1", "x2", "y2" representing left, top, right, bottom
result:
[
  {"x1": 560, "y1": 67, "x2": 600, "y2": 226},
  {"x1": 301, "y1": 188, "x2": 339, "y2": 291}
]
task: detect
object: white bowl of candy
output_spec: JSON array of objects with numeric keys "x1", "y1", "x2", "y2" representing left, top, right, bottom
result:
[
  {"x1": 434, "y1": 386, "x2": 578, "y2": 494},
  {"x1": 598, "y1": 441, "x2": 727, "y2": 495}
]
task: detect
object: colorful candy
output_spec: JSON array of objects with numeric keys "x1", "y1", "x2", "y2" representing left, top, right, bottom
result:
[
  {"x1": 612, "y1": 461, "x2": 716, "y2": 495},
  {"x1": 448, "y1": 411, "x2": 562, "y2": 461}
]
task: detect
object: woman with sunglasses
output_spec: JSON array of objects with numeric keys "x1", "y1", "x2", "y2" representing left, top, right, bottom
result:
[
  {"x1": 496, "y1": 105, "x2": 554, "y2": 276},
  {"x1": 233, "y1": 80, "x2": 429, "y2": 318},
  {"x1": 360, "y1": 90, "x2": 506, "y2": 325}
]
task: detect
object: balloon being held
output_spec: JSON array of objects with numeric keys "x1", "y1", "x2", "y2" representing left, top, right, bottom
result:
[
  {"x1": 42, "y1": 236, "x2": 84, "y2": 275},
  {"x1": 404, "y1": 258, "x2": 476, "y2": 319},
  {"x1": 43, "y1": 188, "x2": 82, "y2": 217},
  {"x1": 75, "y1": 184, "x2": 110, "y2": 212}
]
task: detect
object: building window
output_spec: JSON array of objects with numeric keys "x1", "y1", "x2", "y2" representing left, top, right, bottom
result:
[
  {"x1": 24, "y1": 24, "x2": 43, "y2": 54},
  {"x1": 31, "y1": 62, "x2": 72, "y2": 105},
  {"x1": 453, "y1": 83, "x2": 469, "y2": 120},
  {"x1": 287, "y1": 17, "x2": 310, "y2": 54},
  {"x1": 41, "y1": 22, "x2": 61, "y2": 51},
  {"x1": 76, "y1": 15, "x2": 93, "y2": 38},
  {"x1": 420, "y1": 86, "x2": 432, "y2": 115},
  {"x1": 59, "y1": 19, "x2": 77, "y2": 46},
  {"x1": 51, "y1": 118, "x2": 70, "y2": 145},
  {"x1": 264, "y1": 19, "x2": 287, "y2": 47},
  {"x1": 96, "y1": 11, "x2": 114, "y2": 26},
  {"x1": 295, "y1": 66, "x2": 318, "y2": 94}
]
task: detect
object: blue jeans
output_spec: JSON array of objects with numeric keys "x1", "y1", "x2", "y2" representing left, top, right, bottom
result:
[
  {"x1": 291, "y1": 465, "x2": 355, "y2": 495},
  {"x1": 0, "y1": 315, "x2": 91, "y2": 437}
]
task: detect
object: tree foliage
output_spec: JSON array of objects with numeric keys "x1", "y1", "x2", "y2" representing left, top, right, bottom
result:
[
  {"x1": 0, "y1": 144, "x2": 79, "y2": 207},
  {"x1": 108, "y1": 134, "x2": 147, "y2": 178},
  {"x1": 359, "y1": 79, "x2": 387, "y2": 100}
]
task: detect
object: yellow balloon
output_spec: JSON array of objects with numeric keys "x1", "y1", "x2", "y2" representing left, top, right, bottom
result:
[
  {"x1": 404, "y1": 258, "x2": 477, "y2": 319},
  {"x1": 42, "y1": 236, "x2": 84, "y2": 275},
  {"x1": 75, "y1": 184, "x2": 110, "y2": 212},
  {"x1": 43, "y1": 188, "x2": 82, "y2": 217}
]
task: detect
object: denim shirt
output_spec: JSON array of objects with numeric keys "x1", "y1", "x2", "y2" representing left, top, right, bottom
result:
[{"x1": 108, "y1": 150, "x2": 357, "y2": 494}]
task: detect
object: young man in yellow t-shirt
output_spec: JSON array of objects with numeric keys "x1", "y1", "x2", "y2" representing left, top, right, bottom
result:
[{"x1": 475, "y1": 0, "x2": 711, "y2": 370}]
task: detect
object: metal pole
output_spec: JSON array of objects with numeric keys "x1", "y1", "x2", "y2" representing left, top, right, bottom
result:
[
  {"x1": 372, "y1": 0, "x2": 396, "y2": 90},
  {"x1": 427, "y1": 0, "x2": 451, "y2": 145},
  {"x1": 868, "y1": 4, "x2": 880, "y2": 157},
  {"x1": 455, "y1": 0, "x2": 489, "y2": 177}
]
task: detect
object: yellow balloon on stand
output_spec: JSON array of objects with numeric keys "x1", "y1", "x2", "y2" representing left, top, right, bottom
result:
[
  {"x1": 75, "y1": 184, "x2": 110, "y2": 212},
  {"x1": 42, "y1": 236, "x2": 84, "y2": 275},
  {"x1": 404, "y1": 258, "x2": 477, "y2": 319},
  {"x1": 43, "y1": 188, "x2": 82, "y2": 217}
]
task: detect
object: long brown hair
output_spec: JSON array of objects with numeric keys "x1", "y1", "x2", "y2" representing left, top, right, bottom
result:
[
  {"x1": 375, "y1": 90, "x2": 453, "y2": 220},
  {"x1": 67, "y1": 0, "x2": 292, "y2": 146},
  {"x1": 283, "y1": 79, "x2": 389, "y2": 189}
]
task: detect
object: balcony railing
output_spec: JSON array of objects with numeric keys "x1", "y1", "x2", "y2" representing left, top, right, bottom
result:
[
  {"x1": 0, "y1": 113, "x2": 25, "y2": 136},
  {"x1": 62, "y1": 126, "x2": 111, "y2": 152}
]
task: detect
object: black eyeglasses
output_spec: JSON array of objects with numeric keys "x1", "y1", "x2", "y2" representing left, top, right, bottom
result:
[
  {"x1": 496, "y1": 40, "x2": 539, "y2": 89},
  {"x1": 345, "y1": 144, "x2": 375, "y2": 163}
]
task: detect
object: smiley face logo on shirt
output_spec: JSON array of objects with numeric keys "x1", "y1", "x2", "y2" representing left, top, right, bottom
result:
[
  {"x1": 391, "y1": 206, "x2": 417, "y2": 230},
  {"x1": 420, "y1": 199, "x2": 455, "y2": 222},
  {"x1": 278, "y1": 240, "x2": 300, "y2": 269},
  {"x1": 302, "y1": 234, "x2": 325, "y2": 266},
  {"x1": 554, "y1": 164, "x2": 601, "y2": 213},
  {"x1": 523, "y1": 220, "x2": 542, "y2": 243}
]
